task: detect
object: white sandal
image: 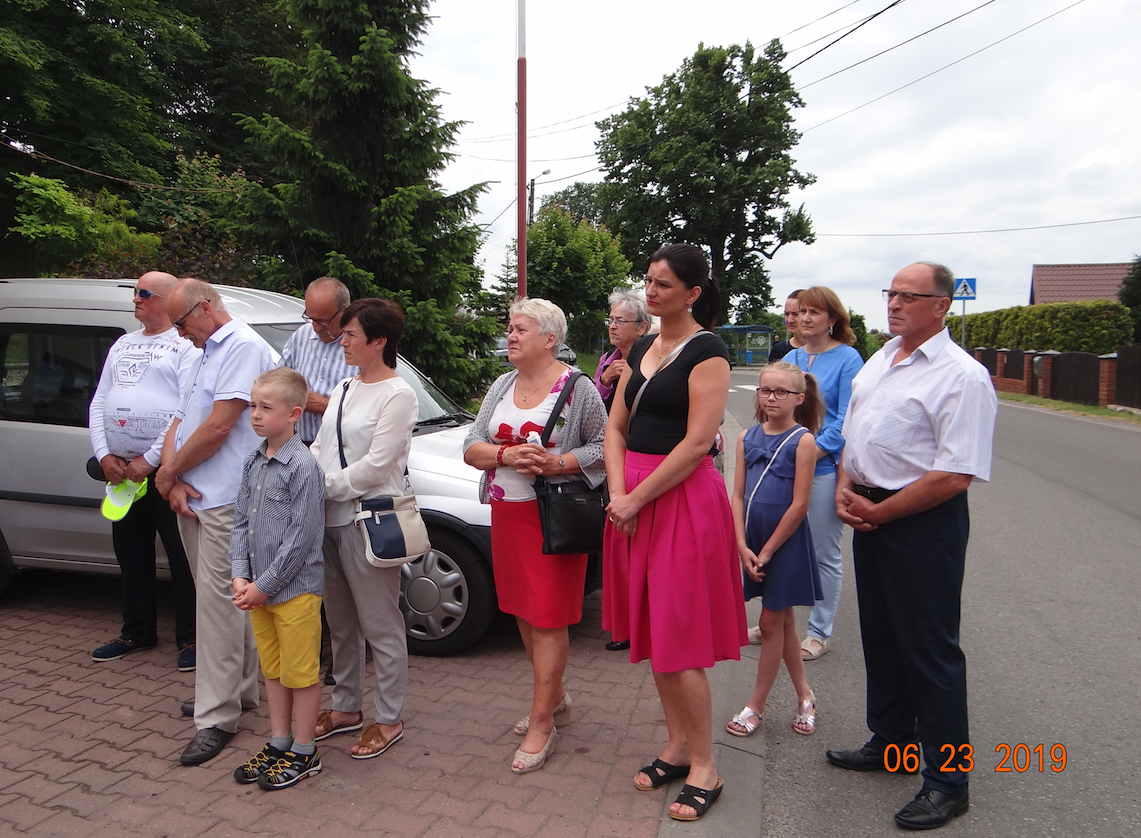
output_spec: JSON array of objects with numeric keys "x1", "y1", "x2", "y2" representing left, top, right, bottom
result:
[
  {"x1": 514, "y1": 692, "x2": 572, "y2": 735},
  {"x1": 726, "y1": 705, "x2": 762, "y2": 737},
  {"x1": 792, "y1": 692, "x2": 817, "y2": 735},
  {"x1": 801, "y1": 636, "x2": 831, "y2": 661}
]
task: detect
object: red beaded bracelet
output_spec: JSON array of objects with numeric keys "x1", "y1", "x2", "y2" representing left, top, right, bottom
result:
[{"x1": 495, "y1": 443, "x2": 509, "y2": 466}]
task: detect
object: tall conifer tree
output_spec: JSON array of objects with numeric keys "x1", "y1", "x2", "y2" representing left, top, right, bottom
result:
[{"x1": 239, "y1": 0, "x2": 493, "y2": 394}]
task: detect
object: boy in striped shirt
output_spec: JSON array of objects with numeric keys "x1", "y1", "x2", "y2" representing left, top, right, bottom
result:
[{"x1": 230, "y1": 368, "x2": 326, "y2": 789}]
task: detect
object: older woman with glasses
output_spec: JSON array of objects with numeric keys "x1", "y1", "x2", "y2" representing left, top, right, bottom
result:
[
  {"x1": 464, "y1": 298, "x2": 608, "y2": 775},
  {"x1": 595, "y1": 289, "x2": 651, "y2": 412}
]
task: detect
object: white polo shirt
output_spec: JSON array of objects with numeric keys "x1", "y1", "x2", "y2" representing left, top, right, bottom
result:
[
  {"x1": 842, "y1": 328, "x2": 997, "y2": 491},
  {"x1": 174, "y1": 318, "x2": 275, "y2": 511}
]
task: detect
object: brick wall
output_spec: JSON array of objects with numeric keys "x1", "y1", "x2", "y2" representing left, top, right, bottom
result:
[{"x1": 974, "y1": 348, "x2": 1118, "y2": 404}]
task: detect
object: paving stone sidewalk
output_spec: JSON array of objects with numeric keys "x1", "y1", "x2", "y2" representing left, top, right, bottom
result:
[{"x1": 0, "y1": 570, "x2": 688, "y2": 838}]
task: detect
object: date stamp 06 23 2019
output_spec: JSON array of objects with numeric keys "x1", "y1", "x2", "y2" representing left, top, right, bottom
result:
[{"x1": 883, "y1": 744, "x2": 1068, "y2": 774}]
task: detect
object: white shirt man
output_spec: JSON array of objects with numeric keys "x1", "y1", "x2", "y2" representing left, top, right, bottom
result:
[
  {"x1": 88, "y1": 272, "x2": 200, "y2": 668},
  {"x1": 827, "y1": 262, "x2": 997, "y2": 831},
  {"x1": 157, "y1": 278, "x2": 275, "y2": 766}
]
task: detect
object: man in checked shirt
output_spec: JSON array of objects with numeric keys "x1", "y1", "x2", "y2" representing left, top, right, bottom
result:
[{"x1": 229, "y1": 368, "x2": 326, "y2": 790}]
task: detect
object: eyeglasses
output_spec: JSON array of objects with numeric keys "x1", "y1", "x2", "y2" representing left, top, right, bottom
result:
[
  {"x1": 604, "y1": 317, "x2": 643, "y2": 327},
  {"x1": 172, "y1": 300, "x2": 202, "y2": 330},
  {"x1": 134, "y1": 287, "x2": 164, "y2": 300},
  {"x1": 303, "y1": 307, "x2": 344, "y2": 329},
  {"x1": 882, "y1": 290, "x2": 943, "y2": 303},
  {"x1": 759, "y1": 387, "x2": 799, "y2": 399}
]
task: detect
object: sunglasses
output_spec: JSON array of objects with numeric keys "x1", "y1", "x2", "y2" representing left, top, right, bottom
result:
[
  {"x1": 173, "y1": 300, "x2": 202, "y2": 330},
  {"x1": 134, "y1": 287, "x2": 164, "y2": 300}
]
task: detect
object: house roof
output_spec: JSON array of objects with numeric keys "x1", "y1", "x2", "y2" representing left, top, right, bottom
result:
[{"x1": 1029, "y1": 263, "x2": 1130, "y2": 304}]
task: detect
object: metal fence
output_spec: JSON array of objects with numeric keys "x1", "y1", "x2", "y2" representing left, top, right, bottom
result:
[
  {"x1": 1050, "y1": 352, "x2": 1100, "y2": 405},
  {"x1": 1116, "y1": 344, "x2": 1141, "y2": 409},
  {"x1": 1002, "y1": 349, "x2": 1024, "y2": 380},
  {"x1": 978, "y1": 347, "x2": 997, "y2": 375}
]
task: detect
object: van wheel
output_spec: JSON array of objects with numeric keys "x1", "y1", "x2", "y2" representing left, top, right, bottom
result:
[{"x1": 402, "y1": 527, "x2": 496, "y2": 657}]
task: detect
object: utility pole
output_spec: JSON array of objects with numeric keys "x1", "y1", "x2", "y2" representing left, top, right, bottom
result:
[
  {"x1": 515, "y1": 0, "x2": 527, "y2": 301},
  {"x1": 528, "y1": 169, "x2": 550, "y2": 227}
]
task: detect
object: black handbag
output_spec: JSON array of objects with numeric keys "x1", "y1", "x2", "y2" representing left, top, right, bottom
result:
[{"x1": 532, "y1": 372, "x2": 608, "y2": 555}]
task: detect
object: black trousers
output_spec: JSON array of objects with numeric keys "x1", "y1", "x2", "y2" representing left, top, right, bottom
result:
[
  {"x1": 852, "y1": 491, "x2": 970, "y2": 793},
  {"x1": 112, "y1": 475, "x2": 196, "y2": 648}
]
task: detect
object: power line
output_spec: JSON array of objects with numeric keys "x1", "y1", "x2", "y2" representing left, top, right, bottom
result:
[
  {"x1": 817, "y1": 213, "x2": 1141, "y2": 237},
  {"x1": 800, "y1": 0, "x2": 997, "y2": 90},
  {"x1": 803, "y1": 0, "x2": 1089, "y2": 132},
  {"x1": 781, "y1": 0, "x2": 866, "y2": 40},
  {"x1": 786, "y1": 0, "x2": 910, "y2": 71}
]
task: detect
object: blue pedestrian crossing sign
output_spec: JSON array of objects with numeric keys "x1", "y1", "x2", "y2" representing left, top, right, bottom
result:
[{"x1": 952, "y1": 277, "x2": 977, "y2": 300}]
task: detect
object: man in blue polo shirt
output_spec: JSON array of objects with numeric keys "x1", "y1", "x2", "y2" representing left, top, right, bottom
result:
[{"x1": 157, "y1": 278, "x2": 276, "y2": 766}]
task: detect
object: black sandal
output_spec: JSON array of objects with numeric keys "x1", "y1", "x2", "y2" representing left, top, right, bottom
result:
[
  {"x1": 634, "y1": 758, "x2": 691, "y2": 791},
  {"x1": 669, "y1": 779, "x2": 725, "y2": 821}
]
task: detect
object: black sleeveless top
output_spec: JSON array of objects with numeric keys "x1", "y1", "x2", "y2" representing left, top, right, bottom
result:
[{"x1": 623, "y1": 331, "x2": 729, "y2": 455}]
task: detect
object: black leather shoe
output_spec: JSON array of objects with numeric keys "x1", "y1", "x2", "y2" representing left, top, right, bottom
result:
[
  {"x1": 825, "y1": 743, "x2": 919, "y2": 773},
  {"x1": 179, "y1": 727, "x2": 235, "y2": 765},
  {"x1": 605, "y1": 639, "x2": 631, "y2": 651},
  {"x1": 894, "y1": 788, "x2": 969, "y2": 830}
]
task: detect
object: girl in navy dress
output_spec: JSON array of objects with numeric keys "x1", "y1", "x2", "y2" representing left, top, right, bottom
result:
[{"x1": 727, "y1": 361, "x2": 824, "y2": 738}]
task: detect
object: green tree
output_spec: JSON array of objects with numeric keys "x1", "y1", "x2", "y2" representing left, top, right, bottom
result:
[
  {"x1": 596, "y1": 40, "x2": 814, "y2": 322},
  {"x1": 237, "y1": 0, "x2": 495, "y2": 396},
  {"x1": 524, "y1": 205, "x2": 633, "y2": 350},
  {"x1": 1118, "y1": 255, "x2": 1141, "y2": 343},
  {"x1": 849, "y1": 309, "x2": 869, "y2": 361},
  {"x1": 541, "y1": 182, "x2": 611, "y2": 227}
]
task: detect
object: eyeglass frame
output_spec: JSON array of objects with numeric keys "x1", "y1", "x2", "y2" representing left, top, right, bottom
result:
[
  {"x1": 882, "y1": 289, "x2": 945, "y2": 304},
  {"x1": 172, "y1": 300, "x2": 202, "y2": 331},
  {"x1": 302, "y1": 306, "x2": 346, "y2": 329},
  {"x1": 133, "y1": 287, "x2": 164, "y2": 300},
  {"x1": 758, "y1": 387, "x2": 799, "y2": 399},
  {"x1": 604, "y1": 316, "x2": 644, "y2": 327}
]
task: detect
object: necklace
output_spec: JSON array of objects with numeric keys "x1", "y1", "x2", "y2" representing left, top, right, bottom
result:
[
  {"x1": 656, "y1": 325, "x2": 701, "y2": 361},
  {"x1": 519, "y1": 360, "x2": 558, "y2": 403}
]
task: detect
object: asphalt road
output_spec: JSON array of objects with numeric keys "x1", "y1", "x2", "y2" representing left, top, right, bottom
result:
[{"x1": 721, "y1": 371, "x2": 1141, "y2": 838}]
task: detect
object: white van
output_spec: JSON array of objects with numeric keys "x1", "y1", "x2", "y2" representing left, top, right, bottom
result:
[{"x1": 0, "y1": 278, "x2": 499, "y2": 655}]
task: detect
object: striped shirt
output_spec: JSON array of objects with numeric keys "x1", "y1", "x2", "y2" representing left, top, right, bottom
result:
[
  {"x1": 842, "y1": 328, "x2": 997, "y2": 490},
  {"x1": 278, "y1": 325, "x2": 358, "y2": 444},
  {"x1": 229, "y1": 433, "x2": 325, "y2": 604}
]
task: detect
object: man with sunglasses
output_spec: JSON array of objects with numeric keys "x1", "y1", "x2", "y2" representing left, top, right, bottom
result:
[
  {"x1": 88, "y1": 272, "x2": 200, "y2": 670},
  {"x1": 826, "y1": 262, "x2": 997, "y2": 830},
  {"x1": 278, "y1": 277, "x2": 357, "y2": 446},
  {"x1": 156, "y1": 278, "x2": 276, "y2": 766}
]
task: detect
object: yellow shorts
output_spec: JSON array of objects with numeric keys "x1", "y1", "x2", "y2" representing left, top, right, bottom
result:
[{"x1": 250, "y1": 593, "x2": 322, "y2": 689}]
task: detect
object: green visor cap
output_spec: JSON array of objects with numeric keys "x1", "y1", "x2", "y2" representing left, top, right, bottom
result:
[{"x1": 101, "y1": 479, "x2": 148, "y2": 521}]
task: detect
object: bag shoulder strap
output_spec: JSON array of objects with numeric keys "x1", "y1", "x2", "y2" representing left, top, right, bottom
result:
[
  {"x1": 628, "y1": 330, "x2": 706, "y2": 429},
  {"x1": 743, "y1": 426, "x2": 807, "y2": 533},
  {"x1": 539, "y1": 371, "x2": 584, "y2": 446},
  {"x1": 335, "y1": 379, "x2": 350, "y2": 470}
]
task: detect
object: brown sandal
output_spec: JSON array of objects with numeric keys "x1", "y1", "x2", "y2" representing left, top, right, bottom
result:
[
  {"x1": 315, "y1": 709, "x2": 363, "y2": 741},
  {"x1": 351, "y1": 721, "x2": 404, "y2": 760}
]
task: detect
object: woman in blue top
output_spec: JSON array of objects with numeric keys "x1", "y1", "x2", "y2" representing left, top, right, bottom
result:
[{"x1": 789, "y1": 287, "x2": 863, "y2": 661}]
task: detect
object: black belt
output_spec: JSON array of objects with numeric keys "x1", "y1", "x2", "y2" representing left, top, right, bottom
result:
[{"x1": 853, "y1": 484, "x2": 900, "y2": 504}]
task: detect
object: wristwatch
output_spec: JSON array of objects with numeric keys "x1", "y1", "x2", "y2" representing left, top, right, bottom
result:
[{"x1": 557, "y1": 456, "x2": 565, "y2": 475}]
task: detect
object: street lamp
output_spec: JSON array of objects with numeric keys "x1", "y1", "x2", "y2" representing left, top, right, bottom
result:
[{"x1": 528, "y1": 169, "x2": 551, "y2": 227}]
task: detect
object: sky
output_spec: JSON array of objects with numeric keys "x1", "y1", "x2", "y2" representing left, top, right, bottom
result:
[{"x1": 408, "y1": 0, "x2": 1141, "y2": 330}]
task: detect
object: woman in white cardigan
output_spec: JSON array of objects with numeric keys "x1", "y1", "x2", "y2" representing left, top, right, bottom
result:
[{"x1": 310, "y1": 298, "x2": 417, "y2": 759}]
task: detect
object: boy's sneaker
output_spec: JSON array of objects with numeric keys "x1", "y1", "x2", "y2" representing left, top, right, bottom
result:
[
  {"x1": 257, "y1": 749, "x2": 321, "y2": 790},
  {"x1": 234, "y1": 743, "x2": 287, "y2": 785},
  {"x1": 92, "y1": 636, "x2": 156, "y2": 662},
  {"x1": 176, "y1": 644, "x2": 196, "y2": 672}
]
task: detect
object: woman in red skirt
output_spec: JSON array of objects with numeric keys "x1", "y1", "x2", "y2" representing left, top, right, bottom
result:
[
  {"x1": 603, "y1": 244, "x2": 747, "y2": 822},
  {"x1": 463, "y1": 298, "x2": 608, "y2": 775}
]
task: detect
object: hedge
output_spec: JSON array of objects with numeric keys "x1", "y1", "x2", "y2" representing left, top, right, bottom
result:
[{"x1": 946, "y1": 300, "x2": 1133, "y2": 355}]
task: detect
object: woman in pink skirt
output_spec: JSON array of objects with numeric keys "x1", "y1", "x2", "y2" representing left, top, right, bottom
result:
[{"x1": 603, "y1": 244, "x2": 747, "y2": 822}]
